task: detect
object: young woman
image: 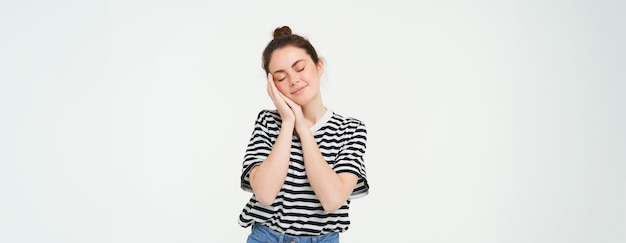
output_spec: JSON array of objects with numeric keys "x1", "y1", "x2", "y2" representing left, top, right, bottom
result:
[{"x1": 238, "y1": 26, "x2": 369, "y2": 243}]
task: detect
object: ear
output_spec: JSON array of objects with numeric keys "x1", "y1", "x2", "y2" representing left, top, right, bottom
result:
[{"x1": 316, "y1": 58, "x2": 325, "y2": 77}]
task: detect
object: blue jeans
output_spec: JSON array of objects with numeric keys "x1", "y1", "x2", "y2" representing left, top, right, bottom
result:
[{"x1": 246, "y1": 224, "x2": 339, "y2": 243}]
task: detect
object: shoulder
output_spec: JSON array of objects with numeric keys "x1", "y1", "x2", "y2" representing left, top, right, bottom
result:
[
  {"x1": 329, "y1": 111, "x2": 366, "y2": 130},
  {"x1": 254, "y1": 109, "x2": 280, "y2": 122}
]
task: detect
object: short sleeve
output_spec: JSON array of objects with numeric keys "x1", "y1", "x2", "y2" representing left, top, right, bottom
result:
[
  {"x1": 333, "y1": 120, "x2": 369, "y2": 199},
  {"x1": 240, "y1": 110, "x2": 273, "y2": 192}
]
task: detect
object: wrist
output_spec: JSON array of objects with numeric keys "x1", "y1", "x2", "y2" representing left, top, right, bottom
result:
[
  {"x1": 280, "y1": 122, "x2": 295, "y2": 131},
  {"x1": 295, "y1": 125, "x2": 312, "y2": 137}
]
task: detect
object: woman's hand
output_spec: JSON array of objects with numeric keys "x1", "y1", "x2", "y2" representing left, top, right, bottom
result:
[
  {"x1": 266, "y1": 73, "x2": 306, "y2": 133},
  {"x1": 280, "y1": 91, "x2": 308, "y2": 134},
  {"x1": 267, "y1": 73, "x2": 295, "y2": 126}
]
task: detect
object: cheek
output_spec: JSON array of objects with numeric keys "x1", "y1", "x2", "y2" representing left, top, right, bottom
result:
[
  {"x1": 275, "y1": 82, "x2": 290, "y2": 94},
  {"x1": 302, "y1": 70, "x2": 319, "y2": 82}
]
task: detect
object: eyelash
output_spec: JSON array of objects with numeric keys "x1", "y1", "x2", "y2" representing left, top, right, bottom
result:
[{"x1": 277, "y1": 67, "x2": 305, "y2": 82}]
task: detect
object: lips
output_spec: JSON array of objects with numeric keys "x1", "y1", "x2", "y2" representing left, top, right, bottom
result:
[{"x1": 291, "y1": 85, "x2": 308, "y2": 95}]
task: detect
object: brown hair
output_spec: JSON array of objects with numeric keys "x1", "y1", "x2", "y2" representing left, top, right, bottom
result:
[{"x1": 262, "y1": 26, "x2": 320, "y2": 74}]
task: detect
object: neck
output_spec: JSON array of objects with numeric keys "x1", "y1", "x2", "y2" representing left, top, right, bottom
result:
[{"x1": 301, "y1": 96, "x2": 327, "y2": 125}]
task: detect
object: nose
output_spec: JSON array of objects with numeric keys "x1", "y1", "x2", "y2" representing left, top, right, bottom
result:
[{"x1": 289, "y1": 75, "x2": 300, "y2": 86}]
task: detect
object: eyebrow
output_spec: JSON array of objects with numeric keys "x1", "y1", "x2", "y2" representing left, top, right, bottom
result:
[{"x1": 273, "y1": 59, "x2": 305, "y2": 74}]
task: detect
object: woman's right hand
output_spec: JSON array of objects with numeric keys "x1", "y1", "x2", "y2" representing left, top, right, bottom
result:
[{"x1": 267, "y1": 73, "x2": 295, "y2": 126}]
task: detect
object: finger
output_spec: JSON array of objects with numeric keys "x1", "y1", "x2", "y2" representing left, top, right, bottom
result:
[
  {"x1": 267, "y1": 73, "x2": 274, "y2": 97},
  {"x1": 270, "y1": 77, "x2": 284, "y2": 101},
  {"x1": 267, "y1": 74, "x2": 284, "y2": 105},
  {"x1": 269, "y1": 75, "x2": 279, "y2": 93},
  {"x1": 267, "y1": 73, "x2": 293, "y2": 112},
  {"x1": 280, "y1": 93, "x2": 298, "y2": 109}
]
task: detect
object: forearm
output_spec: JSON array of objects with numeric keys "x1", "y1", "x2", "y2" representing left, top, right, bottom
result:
[
  {"x1": 299, "y1": 130, "x2": 357, "y2": 212},
  {"x1": 249, "y1": 124, "x2": 294, "y2": 206}
]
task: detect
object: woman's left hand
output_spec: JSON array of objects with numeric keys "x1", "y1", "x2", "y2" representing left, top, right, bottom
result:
[{"x1": 278, "y1": 93, "x2": 308, "y2": 134}]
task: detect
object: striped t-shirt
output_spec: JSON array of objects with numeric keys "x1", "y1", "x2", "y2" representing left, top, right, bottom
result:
[{"x1": 238, "y1": 108, "x2": 369, "y2": 236}]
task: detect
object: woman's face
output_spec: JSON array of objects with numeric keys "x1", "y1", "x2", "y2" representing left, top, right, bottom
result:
[{"x1": 268, "y1": 46, "x2": 324, "y2": 106}]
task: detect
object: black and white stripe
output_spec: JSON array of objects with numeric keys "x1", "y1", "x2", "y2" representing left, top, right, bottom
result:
[{"x1": 238, "y1": 109, "x2": 368, "y2": 236}]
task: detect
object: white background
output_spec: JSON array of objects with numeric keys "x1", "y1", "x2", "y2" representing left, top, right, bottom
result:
[{"x1": 1, "y1": 0, "x2": 624, "y2": 242}]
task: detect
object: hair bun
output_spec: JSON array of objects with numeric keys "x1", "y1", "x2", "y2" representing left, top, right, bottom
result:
[{"x1": 273, "y1": 26, "x2": 292, "y2": 39}]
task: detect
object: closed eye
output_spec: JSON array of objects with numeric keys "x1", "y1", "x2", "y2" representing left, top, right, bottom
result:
[{"x1": 274, "y1": 73, "x2": 287, "y2": 82}]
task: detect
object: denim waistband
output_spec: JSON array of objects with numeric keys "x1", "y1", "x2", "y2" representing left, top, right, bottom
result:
[{"x1": 251, "y1": 224, "x2": 339, "y2": 243}]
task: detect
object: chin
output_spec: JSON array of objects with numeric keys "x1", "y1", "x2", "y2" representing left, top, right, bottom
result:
[
  {"x1": 293, "y1": 100, "x2": 307, "y2": 106},
  {"x1": 291, "y1": 96, "x2": 309, "y2": 106}
]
